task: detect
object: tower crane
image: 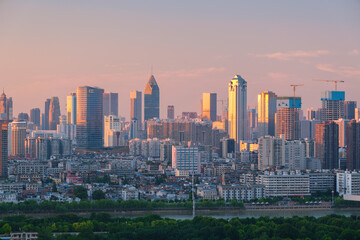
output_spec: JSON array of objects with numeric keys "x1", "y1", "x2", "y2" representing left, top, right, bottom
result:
[{"x1": 313, "y1": 79, "x2": 344, "y2": 91}]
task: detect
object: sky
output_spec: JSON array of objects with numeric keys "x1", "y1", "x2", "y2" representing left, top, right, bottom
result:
[{"x1": 0, "y1": 0, "x2": 359, "y2": 120}]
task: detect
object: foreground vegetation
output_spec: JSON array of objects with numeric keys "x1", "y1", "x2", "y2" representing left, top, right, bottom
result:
[{"x1": 0, "y1": 213, "x2": 360, "y2": 240}]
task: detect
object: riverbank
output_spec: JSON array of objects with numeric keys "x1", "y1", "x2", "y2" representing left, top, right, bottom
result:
[{"x1": 2, "y1": 206, "x2": 360, "y2": 219}]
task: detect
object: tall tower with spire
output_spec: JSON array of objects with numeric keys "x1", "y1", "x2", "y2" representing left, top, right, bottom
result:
[{"x1": 144, "y1": 75, "x2": 160, "y2": 120}]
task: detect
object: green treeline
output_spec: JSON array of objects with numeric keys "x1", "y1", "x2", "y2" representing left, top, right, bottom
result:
[
  {"x1": 0, "y1": 199, "x2": 242, "y2": 214},
  {"x1": 0, "y1": 213, "x2": 360, "y2": 240}
]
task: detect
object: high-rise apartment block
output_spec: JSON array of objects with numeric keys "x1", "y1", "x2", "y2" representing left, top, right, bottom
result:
[
  {"x1": 319, "y1": 91, "x2": 345, "y2": 122},
  {"x1": 228, "y1": 75, "x2": 247, "y2": 148},
  {"x1": 346, "y1": 120, "x2": 360, "y2": 170},
  {"x1": 258, "y1": 135, "x2": 285, "y2": 170},
  {"x1": 76, "y1": 86, "x2": 104, "y2": 149},
  {"x1": 275, "y1": 97, "x2": 301, "y2": 140},
  {"x1": 67, "y1": 92, "x2": 77, "y2": 124},
  {"x1": 344, "y1": 101, "x2": 357, "y2": 120},
  {"x1": 144, "y1": 75, "x2": 160, "y2": 120},
  {"x1": 258, "y1": 91, "x2": 277, "y2": 137},
  {"x1": 11, "y1": 121, "x2": 27, "y2": 156},
  {"x1": 103, "y1": 92, "x2": 118, "y2": 116},
  {"x1": 130, "y1": 91, "x2": 142, "y2": 125},
  {"x1": 104, "y1": 115, "x2": 122, "y2": 147},
  {"x1": 167, "y1": 105, "x2": 175, "y2": 120},
  {"x1": 0, "y1": 120, "x2": 8, "y2": 178},
  {"x1": 202, "y1": 93, "x2": 217, "y2": 122},
  {"x1": 172, "y1": 146, "x2": 201, "y2": 176},
  {"x1": 315, "y1": 121, "x2": 339, "y2": 169}
]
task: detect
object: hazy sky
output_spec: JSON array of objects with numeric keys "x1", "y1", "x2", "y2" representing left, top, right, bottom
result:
[{"x1": 1, "y1": 0, "x2": 359, "y2": 119}]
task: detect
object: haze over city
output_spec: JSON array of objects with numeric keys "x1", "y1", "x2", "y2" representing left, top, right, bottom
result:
[{"x1": 1, "y1": 0, "x2": 359, "y2": 118}]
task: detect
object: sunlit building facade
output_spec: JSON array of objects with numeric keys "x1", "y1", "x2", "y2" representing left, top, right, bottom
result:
[
  {"x1": 0, "y1": 120, "x2": 8, "y2": 178},
  {"x1": 258, "y1": 91, "x2": 277, "y2": 137},
  {"x1": 67, "y1": 92, "x2": 77, "y2": 124},
  {"x1": 202, "y1": 93, "x2": 217, "y2": 122},
  {"x1": 130, "y1": 90, "x2": 142, "y2": 127},
  {"x1": 275, "y1": 97, "x2": 301, "y2": 140},
  {"x1": 228, "y1": 75, "x2": 247, "y2": 148}
]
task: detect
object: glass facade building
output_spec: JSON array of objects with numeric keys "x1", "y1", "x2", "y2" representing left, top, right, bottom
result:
[
  {"x1": 76, "y1": 86, "x2": 104, "y2": 149},
  {"x1": 144, "y1": 75, "x2": 160, "y2": 120}
]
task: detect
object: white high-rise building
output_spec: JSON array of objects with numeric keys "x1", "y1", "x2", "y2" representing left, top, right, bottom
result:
[
  {"x1": 172, "y1": 146, "x2": 200, "y2": 176},
  {"x1": 258, "y1": 135, "x2": 285, "y2": 170},
  {"x1": 228, "y1": 75, "x2": 247, "y2": 149},
  {"x1": 337, "y1": 171, "x2": 360, "y2": 196},
  {"x1": 104, "y1": 115, "x2": 121, "y2": 147},
  {"x1": 285, "y1": 140, "x2": 306, "y2": 170}
]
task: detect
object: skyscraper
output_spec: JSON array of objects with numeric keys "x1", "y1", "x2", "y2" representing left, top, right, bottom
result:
[
  {"x1": 0, "y1": 120, "x2": 8, "y2": 178},
  {"x1": 202, "y1": 93, "x2": 217, "y2": 121},
  {"x1": 315, "y1": 121, "x2": 339, "y2": 169},
  {"x1": 167, "y1": 105, "x2": 175, "y2": 120},
  {"x1": 67, "y1": 92, "x2": 77, "y2": 124},
  {"x1": 6, "y1": 97, "x2": 13, "y2": 121},
  {"x1": 346, "y1": 120, "x2": 360, "y2": 170},
  {"x1": 130, "y1": 91, "x2": 142, "y2": 125},
  {"x1": 103, "y1": 92, "x2": 118, "y2": 116},
  {"x1": 258, "y1": 91, "x2": 277, "y2": 137},
  {"x1": 319, "y1": 91, "x2": 345, "y2": 122},
  {"x1": 44, "y1": 98, "x2": 51, "y2": 130},
  {"x1": 11, "y1": 120, "x2": 26, "y2": 156},
  {"x1": 144, "y1": 75, "x2": 160, "y2": 120},
  {"x1": 275, "y1": 97, "x2": 301, "y2": 140},
  {"x1": 228, "y1": 75, "x2": 247, "y2": 147},
  {"x1": 30, "y1": 108, "x2": 41, "y2": 128},
  {"x1": 0, "y1": 91, "x2": 6, "y2": 120},
  {"x1": 76, "y1": 86, "x2": 104, "y2": 149},
  {"x1": 49, "y1": 97, "x2": 61, "y2": 130},
  {"x1": 0, "y1": 91, "x2": 12, "y2": 121},
  {"x1": 247, "y1": 108, "x2": 257, "y2": 140},
  {"x1": 344, "y1": 101, "x2": 357, "y2": 120}
]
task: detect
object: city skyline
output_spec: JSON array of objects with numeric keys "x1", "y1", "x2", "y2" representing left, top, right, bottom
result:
[{"x1": 0, "y1": 1, "x2": 359, "y2": 119}]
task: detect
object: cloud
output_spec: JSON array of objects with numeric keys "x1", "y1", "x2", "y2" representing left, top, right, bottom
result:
[
  {"x1": 253, "y1": 50, "x2": 329, "y2": 61},
  {"x1": 158, "y1": 67, "x2": 225, "y2": 78},
  {"x1": 267, "y1": 72, "x2": 288, "y2": 80},
  {"x1": 316, "y1": 64, "x2": 360, "y2": 77},
  {"x1": 348, "y1": 49, "x2": 359, "y2": 56}
]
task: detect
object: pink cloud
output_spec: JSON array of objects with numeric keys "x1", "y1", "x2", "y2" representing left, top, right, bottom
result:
[
  {"x1": 348, "y1": 49, "x2": 359, "y2": 56},
  {"x1": 254, "y1": 50, "x2": 329, "y2": 61},
  {"x1": 316, "y1": 64, "x2": 360, "y2": 77},
  {"x1": 267, "y1": 72, "x2": 288, "y2": 79}
]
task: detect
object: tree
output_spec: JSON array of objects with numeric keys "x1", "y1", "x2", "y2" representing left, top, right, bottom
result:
[
  {"x1": 52, "y1": 182, "x2": 58, "y2": 192},
  {"x1": 92, "y1": 190, "x2": 105, "y2": 200},
  {"x1": 0, "y1": 223, "x2": 11, "y2": 234},
  {"x1": 74, "y1": 186, "x2": 88, "y2": 200}
]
